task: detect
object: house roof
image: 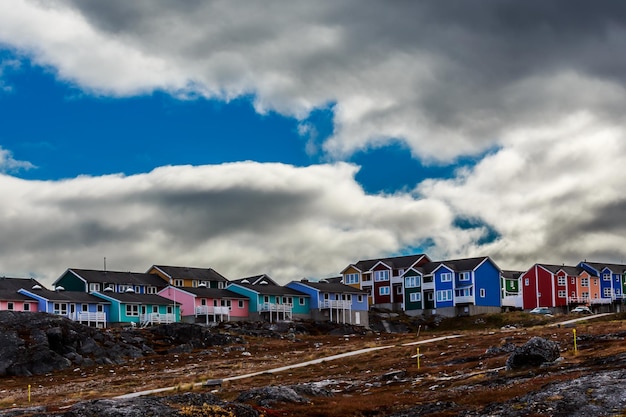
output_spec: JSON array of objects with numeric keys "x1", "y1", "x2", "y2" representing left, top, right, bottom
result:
[
  {"x1": 0, "y1": 277, "x2": 46, "y2": 301},
  {"x1": 536, "y1": 264, "x2": 583, "y2": 275},
  {"x1": 352, "y1": 253, "x2": 429, "y2": 272},
  {"x1": 67, "y1": 269, "x2": 167, "y2": 287},
  {"x1": 579, "y1": 261, "x2": 626, "y2": 274},
  {"x1": 292, "y1": 280, "x2": 368, "y2": 294},
  {"x1": 323, "y1": 276, "x2": 344, "y2": 284},
  {"x1": 23, "y1": 287, "x2": 110, "y2": 304},
  {"x1": 149, "y1": 265, "x2": 228, "y2": 282},
  {"x1": 173, "y1": 286, "x2": 246, "y2": 299},
  {"x1": 231, "y1": 274, "x2": 279, "y2": 286},
  {"x1": 501, "y1": 270, "x2": 523, "y2": 280},
  {"x1": 229, "y1": 281, "x2": 308, "y2": 297},
  {"x1": 96, "y1": 291, "x2": 177, "y2": 305},
  {"x1": 439, "y1": 256, "x2": 495, "y2": 272}
]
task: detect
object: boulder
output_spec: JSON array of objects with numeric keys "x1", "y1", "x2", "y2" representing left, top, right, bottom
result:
[{"x1": 505, "y1": 336, "x2": 560, "y2": 370}]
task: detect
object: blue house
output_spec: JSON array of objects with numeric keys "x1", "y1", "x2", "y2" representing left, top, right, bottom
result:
[
  {"x1": 227, "y1": 275, "x2": 310, "y2": 322},
  {"x1": 403, "y1": 256, "x2": 502, "y2": 317},
  {"x1": 92, "y1": 291, "x2": 179, "y2": 326},
  {"x1": 286, "y1": 278, "x2": 369, "y2": 326},
  {"x1": 18, "y1": 286, "x2": 110, "y2": 327}
]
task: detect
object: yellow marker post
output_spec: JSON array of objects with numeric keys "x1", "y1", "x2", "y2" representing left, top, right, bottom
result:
[
  {"x1": 417, "y1": 347, "x2": 420, "y2": 369},
  {"x1": 573, "y1": 329, "x2": 578, "y2": 354},
  {"x1": 28, "y1": 384, "x2": 31, "y2": 403}
]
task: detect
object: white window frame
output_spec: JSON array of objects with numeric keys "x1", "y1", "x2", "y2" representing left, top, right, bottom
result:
[
  {"x1": 603, "y1": 273, "x2": 611, "y2": 281},
  {"x1": 238, "y1": 300, "x2": 245, "y2": 308},
  {"x1": 344, "y1": 273, "x2": 359, "y2": 285},
  {"x1": 558, "y1": 290, "x2": 566, "y2": 298},
  {"x1": 409, "y1": 292, "x2": 421, "y2": 302},
  {"x1": 557, "y1": 276, "x2": 566, "y2": 286},
  {"x1": 603, "y1": 288, "x2": 612, "y2": 297},
  {"x1": 581, "y1": 278, "x2": 589, "y2": 287},
  {"x1": 374, "y1": 270, "x2": 390, "y2": 282},
  {"x1": 357, "y1": 295, "x2": 364, "y2": 303},
  {"x1": 459, "y1": 272, "x2": 471, "y2": 281},
  {"x1": 480, "y1": 288, "x2": 486, "y2": 298},
  {"x1": 524, "y1": 278, "x2": 530, "y2": 286},
  {"x1": 174, "y1": 279, "x2": 184, "y2": 287},
  {"x1": 125, "y1": 304, "x2": 139, "y2": 317},
  {"x1": 440, "y1": 272, "x2": 452, "y2": 283},
  {"x1": 379, "y1": 286, "x2": 390, "y2": 296},
  {"x1": 405, "y1": 276, "x2": 421, "y2": 288},
  {"x1": 436, "y1": 289, "x2": 453, "y2": 302},
  {"x1": 7, "y1": 302, "x2": 14, "y2": 310},
  {"x1": 23, "y1": 303, "x2": 31, "y2": 311},
  {"x1": 89, "y1": 283, "x2": 101, "y2": 292},
  {"x1": 147, "y1": 286, "x2": 157, "y2": 294}
]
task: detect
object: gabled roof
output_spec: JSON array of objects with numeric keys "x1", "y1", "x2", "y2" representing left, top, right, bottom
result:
[
  {"x1": 579, "y1": 261, "x2": 626, "y2": 274},
  {"x1": 323, "y1": 276, "x2": 344, "y2": 284},
  {"x1": 170, "y1": 286, "x2": 246, "y2": 299},
  {"x1": 352, "y1": 253, "x2": 430, "y2": 272},
  {"x1": 439, "y1": 256, "x2": 496, "y2": 272},
  {"x1": 20, "y1": 287, "x2": 110, "y2": 304},
  {"x1": 65, "y1": 269, "x2": 166, "y2": 287},
  {"x1": 229, "y1": 280, "x2": 308, "y2": 297},
  {"x1": 95, "y1": 291, "x2": 176, "y2": 305},
  {"x1": 291, "y1": 280, "x2": 368, "y2": 294},
  {"x1": 231, "y1": 274, "x2": 279, "y2": 286},
  {"x1": 535, "y1": 264, "x2": 583, "y2": 276},
  {"x1": 149, "y1": 265, "x2": 228, "y2": 282},
  {"x1": 0, "y1": 277, "x2": 46, "y2": 301},
  {"x1": 501, "y1": 270, "x2": 523, "y2": 280}
]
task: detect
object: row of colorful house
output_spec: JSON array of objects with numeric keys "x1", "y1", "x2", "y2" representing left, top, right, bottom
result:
[{"x1": 1, "y1": 255, "x2": 625, "y2": 327}]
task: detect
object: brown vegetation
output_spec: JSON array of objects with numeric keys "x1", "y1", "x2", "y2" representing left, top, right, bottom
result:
[{"x1": 1, "y1": 312, "x2": 625, "y2": 416}]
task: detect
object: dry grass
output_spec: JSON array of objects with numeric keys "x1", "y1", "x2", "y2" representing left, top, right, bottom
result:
[{"x1": 1, "y1": 313, "x2": 625, "y2": 416}]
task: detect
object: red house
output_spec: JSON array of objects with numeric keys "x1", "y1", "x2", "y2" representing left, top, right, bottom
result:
[{"x1": 521, "y1": 264, "x2": 582, "y2": 311}]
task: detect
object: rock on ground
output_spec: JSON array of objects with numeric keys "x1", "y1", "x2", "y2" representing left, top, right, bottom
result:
[{"x1": 505, "y1": 336, "x2": 560, "y2": 370}]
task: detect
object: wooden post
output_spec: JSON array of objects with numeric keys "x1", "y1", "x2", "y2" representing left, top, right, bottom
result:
[{"x1": 573, "y1": 328, "x2": 578, "y2": 354}]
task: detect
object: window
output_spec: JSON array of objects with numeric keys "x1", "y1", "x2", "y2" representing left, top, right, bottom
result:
[
  {"x1": 524, "y1": 278, "x2": 530, "y2": 286},
  {"x1": 374, "y1": 270, "x2": 390, "y2": 282},
  {"x1": 218, "y1": 282, "x2": 226, "y2": 289},
  {"x1": 379, "y1": 286, "x2": 390, "y2": 296},
  {"x1": 571, "y1": 277, "x2": 575, "y2": 285},
  {"x1": 299, "y1": 297, "x2": 305, "y2": 306},
  {"x1": 174, "y1": 279, "x2": 184, "y2": 287},
  {"x1": 459, "y1": 272, "x2": 471, "y2": 281},
  {"x1": 436, "y1": 290, "x2": 453, "y2": 302},
  {"x1": 396, "y1": 286, "x2": 402, "y2": 295},
  {"x1": 97, "y1": 304, "x2": 104, "y2": 312},
  {"x1": 440, "y1": 272, "x2": 452, "y2": 282},
  {"x1": 192, "y1": 280, "x2": 198, "y2": 288},
  {"x1": 409, "y1": 292, "x2": 421, "y2": 302},
  {"x1": 558, "y1": 290, "x2": 566, "y2": 298},
  {"x1": 23, "y1": 303, "x2": 31, "y2": 311},
  {"x1": 238, "y1": 300, "x2": 245, "y2": 308},
  {"x1": 427, "y1": 292, "x2": 434, "y2": 301},
  {"x1": 357, "y1": 295, "x2": 364, "y2": 303},
  {"x1": 264, "y1": 296, "x2": 269, "y2": 303},
  {"x1": 582, "y1": 291, "x2": 589, "y2": 299},
  {"x1": 603, "y1": 273, "x2": 611, "y2": 281},
  {"x1": 81, "y1": 304, "x2": 88, "y2": 312},
  {"x1": 557, "y1": 276, "x2": 566, "y2": 286},
  {"x1": 405, "y1": 276, "x2": 421, "y2": 288},
  {"x1": 344, "y1": 273, "x2": 359, "y2": 285},
  {"x1": 593, "y1": 279, "x2": 598, "y2": 286},
  {"x1": 54, "y1": 303, "x2": 68, "y2": 315},
  {"x1": 147, "y1": 286, "x2": 157, "y2": 294},
  {"x1": 456, "y1": 288, "x2": 472, "y2": 297},
  {"x1": 362, "y1": 273, "x2": 372, "y2": 282},
  {"x1": 201, "y1": 299, "x2": 207, "y2": 306},
  {"x1": 7, "y1": 302, "x2": 14, "y2": 310},
  {"x1": 603, "y1": 288, "x2": 612, "y2": 297},
  {"x1": 581, "y1": 278, "x2": 589, "y2": 287},
  {"x1": 480, "y1": 288, "x2": 486, "y2": 298},
  {"x1": 167, "y1": 305, "x2": 173, "y2": 314},
  {"x1": 89, "y1": 283, "x2": 100, "y2": 292},
  {"x1": 126, "y1": 304, "x2": 138, "y2": 316}
]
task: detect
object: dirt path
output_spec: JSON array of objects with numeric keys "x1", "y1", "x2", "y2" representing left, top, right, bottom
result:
[{"x1": 116, "y1": 333, "x2": 464, "y2": 399}]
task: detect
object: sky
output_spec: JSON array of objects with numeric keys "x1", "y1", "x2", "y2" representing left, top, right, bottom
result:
[{"x1": 2, "y1": 1, "x2": 626, "y2": 286}]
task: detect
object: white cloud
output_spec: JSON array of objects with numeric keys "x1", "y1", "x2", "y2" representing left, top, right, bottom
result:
[
  {"x1": 0, "y1": 162, "x2": 459, "y2": 286},
  {"x1": 417, "y1": 112, "x2": 626, "y2": 269},
  {"x1": 0, "y1": 146, "x2": 35, "y2": 173},
  {"x1": 2, "y1": 2, "x2": 626, "y2": 161}
]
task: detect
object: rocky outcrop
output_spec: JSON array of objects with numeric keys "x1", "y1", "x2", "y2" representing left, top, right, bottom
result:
[
  {"x1": 505, "y1": 336, "x2": 560, "y2": 370},
  {"x1": 0, "y1": 311, "x2": 151, "y2": 377}
]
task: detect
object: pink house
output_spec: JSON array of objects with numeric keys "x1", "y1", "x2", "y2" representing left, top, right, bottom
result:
[
  {"x1": 0, "y1": 277, "x2": 42, "y2": 312},
  {"x1": 158, "y1": 285, "x2": 249, "y2": 323}
]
